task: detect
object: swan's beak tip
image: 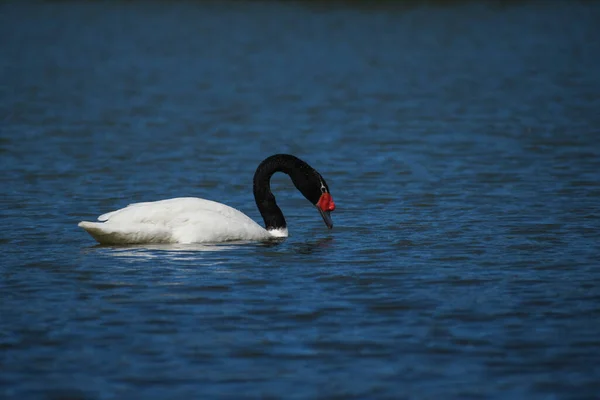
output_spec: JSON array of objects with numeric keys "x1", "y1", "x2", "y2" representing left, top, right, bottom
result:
[{"x1": 318, "y1": 209, "x2": 333, "y2": 229}]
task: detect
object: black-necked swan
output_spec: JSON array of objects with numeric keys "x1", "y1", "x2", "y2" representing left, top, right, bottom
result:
[{"x1": 78, "y1": 154, "x2": 336, "y2": 245}]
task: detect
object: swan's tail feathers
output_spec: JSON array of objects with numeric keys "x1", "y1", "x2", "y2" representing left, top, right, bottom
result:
[{"x1": 78, "y1": 221, "x2": 172, "y2": 245}]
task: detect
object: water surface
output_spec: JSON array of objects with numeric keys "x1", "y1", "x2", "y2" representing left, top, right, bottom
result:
[{"x1": 1, "y1": 1, "x2": 600, "y2": 398}]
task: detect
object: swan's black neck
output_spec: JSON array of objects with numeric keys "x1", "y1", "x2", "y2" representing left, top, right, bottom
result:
[{"x1": 253, "y1": 154, "x2": 320, "y2": 231}]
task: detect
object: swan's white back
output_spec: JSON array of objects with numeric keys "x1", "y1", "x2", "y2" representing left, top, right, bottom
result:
[{"x1": 78, "y1": 197, "x2": 287, "y2": 245}]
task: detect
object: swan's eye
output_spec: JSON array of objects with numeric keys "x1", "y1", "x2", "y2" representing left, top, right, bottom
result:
[{"x1": 320, "y1": 182, "x2": 327, "y2": 193}]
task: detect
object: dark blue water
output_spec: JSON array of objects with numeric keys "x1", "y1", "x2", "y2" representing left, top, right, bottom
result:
[{"x1": 2, "y1": 1, "x2": 600, "y2": 398}]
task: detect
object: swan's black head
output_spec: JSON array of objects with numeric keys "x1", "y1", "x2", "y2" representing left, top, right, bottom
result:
[
  {"x1": 253, "y1": 154, "x2": 336, "y2": 230},
  {"x1": 290, "y1": 168, "x2": 336, "y2": 229}
]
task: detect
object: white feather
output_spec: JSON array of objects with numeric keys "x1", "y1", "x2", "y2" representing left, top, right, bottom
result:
[{"x1": 78, "y1": 197, "x2": 285, "y2": 245}]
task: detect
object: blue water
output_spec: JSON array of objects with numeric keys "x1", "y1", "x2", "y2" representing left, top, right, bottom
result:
[{"x1": 2, "y1": 1, "x2": 600, "y2": 398}]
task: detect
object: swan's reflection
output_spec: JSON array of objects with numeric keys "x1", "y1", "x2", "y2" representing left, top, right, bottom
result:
[
  {"x1": 292, "y1": 236, "x2": 334, "y2": 254},
  {"x1": 87, "y1": 241, "x2": 258, "y2": 262},
  {"x1": 85, "y1": 235, "x2": 334, "y2": 262},
  {"x1": 256, "y1": 236, "x2": 333, "y2": 254}
]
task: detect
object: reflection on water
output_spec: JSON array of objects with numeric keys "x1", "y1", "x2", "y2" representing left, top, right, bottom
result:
[
  {"x1": 88, "y1": 242, "x2": 259, "y2": 263},
  {"x1": 93, "y1": 242, "x2": 253, "y2": 253},
  {"x1": 293, "y1": 236, "x2": 335, "y2": 255},
  {"x1": 96, "y1": 237, "x2": 336, "y2": 261}
]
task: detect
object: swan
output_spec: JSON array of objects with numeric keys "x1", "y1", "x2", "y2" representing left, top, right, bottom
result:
[{"x1": 78, "y1": 154, "x2": 336, "y2": 245}]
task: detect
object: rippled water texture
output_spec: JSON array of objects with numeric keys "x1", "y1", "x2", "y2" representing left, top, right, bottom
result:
[{"x1": 2, "y1": 1, "x2": 600, "y2": 398}]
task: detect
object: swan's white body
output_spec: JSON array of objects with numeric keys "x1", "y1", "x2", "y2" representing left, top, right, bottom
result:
[{"x1": 78, "y1": 197, "x2": 288, "y2": 245}]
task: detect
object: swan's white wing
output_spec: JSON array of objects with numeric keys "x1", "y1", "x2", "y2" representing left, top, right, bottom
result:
[{"x1": 97, "y1": 197, "x2": 253, "y2": 224}]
